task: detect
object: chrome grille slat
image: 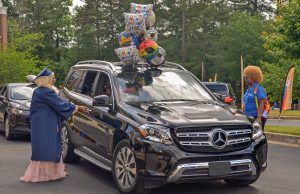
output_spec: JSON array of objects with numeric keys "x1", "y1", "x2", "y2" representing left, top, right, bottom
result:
[
  {"x1": 173, "y1": 126, "x2": 252, "y2": 153},
  {"x1": 228, "y1": 137, "x2": 251, "y2": 145}
]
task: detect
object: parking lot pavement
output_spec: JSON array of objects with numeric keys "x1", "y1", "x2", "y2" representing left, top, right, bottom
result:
[{"x1": 0, "y1": 135, "x2": 299, "y2": 194}]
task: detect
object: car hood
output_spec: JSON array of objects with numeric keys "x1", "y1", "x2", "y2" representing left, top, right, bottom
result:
[
  {"x1": 122, "y1": 101, "x2": 250, "y2": 127},
  {"x1": 10, "y1": 100, "x2": 31, "y2": 110}
]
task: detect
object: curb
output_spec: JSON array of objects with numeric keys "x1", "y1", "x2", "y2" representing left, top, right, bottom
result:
[
  {"x1": 268, "y1": 116, "x2": 300, "y2": 120},
  {"x1": 265, "y1": 132, "x2": 300, "y2": 145}
]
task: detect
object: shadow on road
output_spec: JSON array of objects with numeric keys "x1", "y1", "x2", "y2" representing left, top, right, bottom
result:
[
  {"x1": 75, "y1": 158, "x2": 259, "y2": 194},
  {"x1": 152, "y1": 181, "x2": 259, "y2": 194}
]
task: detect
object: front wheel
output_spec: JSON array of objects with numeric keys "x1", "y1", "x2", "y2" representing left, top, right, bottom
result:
[
  {"x1": 61, "y1": 125, "x2": 80, "y2": 163},
  {"x1": 4, "y1": 117, "x2": 14, "y2": 140},
  {"x1": 112, "y1": 140, "x2": 150, "y2": 194}
]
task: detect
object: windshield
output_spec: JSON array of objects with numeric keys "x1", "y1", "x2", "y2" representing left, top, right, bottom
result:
[
  {"x1": 205, "y1": 84, "x2": 228, "y2": 96},
  {"x1": 117, "y1": 70, "x2": 213, "y2": 103},
  {"x1": 10, "y1": 86, "x2": 34, "y2": 100}
]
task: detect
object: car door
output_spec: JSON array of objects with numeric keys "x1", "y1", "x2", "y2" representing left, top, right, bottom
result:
[
  {"x1": 67, "y1": 70, "x2": 100, "y2": 153},
  {"x1": 85, "y1": 71, "x2": 123, "y2": 161},
  {"x1": 60, "y1": 70, "x2": 87, "y2": 147},
  {"x1": 0, "y1": 85, "x2": 8, "y2": 129}
]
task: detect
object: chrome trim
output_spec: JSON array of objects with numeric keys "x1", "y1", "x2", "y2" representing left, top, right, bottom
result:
[
  {"x1": 76, "y1": 60, "x2": 116, "y2": 72},
  {"x1": 74, "y1": 148, "x2": 112, "y2": 172},
  {"x1": 175, "y1": 128, "x2": 252, "y2": 149},
  {"x1": 167, "y1": 159, "x2": 255, "y2": 183},
  {"x1": 165, "y1": 61, "x2": 188, "y2": 71}
]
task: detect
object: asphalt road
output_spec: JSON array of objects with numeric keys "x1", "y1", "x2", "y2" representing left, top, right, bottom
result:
[
  {"x1": 266, "y1": 119, "x2": 300, "y2": 127},
  {"x1": 0, "y1": 135, "x2": 300, "y2": 194}
]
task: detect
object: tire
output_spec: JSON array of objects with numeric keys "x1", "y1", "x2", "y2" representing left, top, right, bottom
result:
[
  {"x1": 224, "y1": 175, "x2": 260, "y2": 186},
  {"x1": 61, "y1": 125, "x2": 81, "y2": 163},
  {"x1": 112, "y1": 140, "x2": 150, "y2": 194},
  {"x1": 4, "y1": 116, "x2": 14, "y2": 140}
]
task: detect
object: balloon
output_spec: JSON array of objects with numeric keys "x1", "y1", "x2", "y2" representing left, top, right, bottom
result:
[
  {"x1": 118, "y1": 31, "x2": 140, "y2": 47},
  {"x1": 130, "y1": 3, "x2": 154, "y2": 28},
  {"x1": 148, "y1": 47, "x2": 166, "y2": 66},
  {"x1": 115, "y1": 46, "x2": 139, "y2": 65},
  {"x1": 146, "y1": 28, "x2": 158, "y2": 42},
  {"x1": 124, "y1": 13, "x2": 146, "y2": 36},
  {"x1": 138, "y1": 40, "x2": 159, "y2": 61}
]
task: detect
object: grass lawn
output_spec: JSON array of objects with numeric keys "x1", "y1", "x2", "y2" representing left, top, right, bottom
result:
[
  {"x1": 265, "y1": 126, "x2": 300, "y2": 136},
  {"x1": 269, "y1": 110, "x2": 300, "y2": 117}
]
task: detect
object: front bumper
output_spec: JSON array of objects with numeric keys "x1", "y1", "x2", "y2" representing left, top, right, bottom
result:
[
  {"x1": 133, "y1": 134, "x2": 267, "y2": 186},
  {"x1": 167, "y1": 159, "x2": 255, "y2": 183},
  {"x1": 9, "y1": 114, "x2": 31, "y2": 134}
]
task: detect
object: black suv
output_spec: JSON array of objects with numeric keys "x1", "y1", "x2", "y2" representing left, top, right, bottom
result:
[{"x1": 60, "y1": 60, "x2": 267, "y2": 194}]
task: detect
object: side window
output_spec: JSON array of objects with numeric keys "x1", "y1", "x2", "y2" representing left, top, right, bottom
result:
[
  {"x1": 95, "y1": 72, "x2": 112, "y2": 98},
  {"x1": 2, "y1": 86, "x2": 8, "y2": 98},
  {"x1": 65, "y1": 70, "x2": 84, "y2": 91},
  {"x1": 77, "y1": 70, "x2": 98, "y2": 97}
]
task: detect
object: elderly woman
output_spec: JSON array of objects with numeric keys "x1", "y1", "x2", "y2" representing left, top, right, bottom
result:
[
  {"x1": 243, "y1": 65, "x2": 267, "y2": 129},
  {"x1": 20, "y1": 67, "x2": 86, "y2": 182}
]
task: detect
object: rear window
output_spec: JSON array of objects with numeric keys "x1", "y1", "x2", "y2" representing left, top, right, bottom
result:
[{"x1": 205, "y1": 84, "x2": 228, "y2": 96}]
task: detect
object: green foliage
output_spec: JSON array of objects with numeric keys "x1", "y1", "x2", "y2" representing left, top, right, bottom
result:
[
  {"x1": 0, "y1": 22, "x2": 45, "y2": 84},
  {"x1": 205, "y1": 12, "x2": 273, "y2": 100},
  {"x1": 261, "y1": 1, "x2": 300, "y2": 103}
]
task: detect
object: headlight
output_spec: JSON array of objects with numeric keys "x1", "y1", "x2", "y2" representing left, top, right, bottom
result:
[
  {"x1": 11, "y1": 108, "x2": 28, "y2": 115},
  {"x1": 252, "y1": 120, "x2": 263, "y2": 140},
  {"x1": 137, "y1": 124, "x2": 173, "y2": 145}
]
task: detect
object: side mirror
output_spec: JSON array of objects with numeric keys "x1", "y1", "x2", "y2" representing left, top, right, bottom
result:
[
  {"x1": 0, "y1": 95, "x2": 5, "y2": 101},
  {"x1": 92, "y1": 95, "x2": 110, "y2": 107},
  {"x1": 213, "y1": 93, "x2": 224, "y2": 102}
]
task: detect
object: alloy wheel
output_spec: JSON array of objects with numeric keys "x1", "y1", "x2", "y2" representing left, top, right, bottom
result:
[
  {"x1": 115, "y1": 147, "x2": 137, "y2": 190},
  {"x1": 4, "y1": 118, "x2": 10, "y2": 138},
  {"x1": 61, "y1": 126, "x2": 69, "y2": 158}
]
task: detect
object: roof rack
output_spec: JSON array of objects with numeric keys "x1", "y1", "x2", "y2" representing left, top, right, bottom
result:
[
  {"x1": 164, "y1": 61, "x2": 187, "y2": 71},
  {"x1": 76, "y1": 60, "x2": 116, "y2": 72},
  {"x1": 75, "y1": 60, "x2": 187, "y2": 72}
]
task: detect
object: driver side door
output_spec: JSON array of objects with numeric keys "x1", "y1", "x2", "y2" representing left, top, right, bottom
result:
[{"x1": 85, "y1": 71, "x2": 123, "y2": 161}]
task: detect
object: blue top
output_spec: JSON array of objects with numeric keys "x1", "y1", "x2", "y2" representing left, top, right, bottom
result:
[
  {"x1": 243, "y1": 82, "x2": 267, "y2": 117},
  {"x1": 30, "y1": 87, "x2": 75, "y2": 162}
]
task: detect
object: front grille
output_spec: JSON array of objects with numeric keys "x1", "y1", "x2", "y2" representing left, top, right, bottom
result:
[{"x1": 172, "y1": 125, "x2": 253, "y2": 153}]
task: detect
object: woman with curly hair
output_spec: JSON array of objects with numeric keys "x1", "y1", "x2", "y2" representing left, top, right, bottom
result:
[{"x1": 243, "y1": 65, "x2": 267, "y2": 129}]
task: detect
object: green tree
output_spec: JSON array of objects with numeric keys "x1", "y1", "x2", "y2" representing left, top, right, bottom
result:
[
  {"x1": 12, "y1": 0, "x2": 73, "y2": 62},
  {"x1": 0, "y1": 26, "x2": 44, "y2": 84},
  {"x1": 211, "y1": 13, "x2": 272, "y2": 84},
  {"x1": 262, "y1": 0, "x2": 300, "y2": 105}
]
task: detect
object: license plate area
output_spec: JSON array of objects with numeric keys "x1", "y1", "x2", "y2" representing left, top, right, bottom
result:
[{"x1": 209, "y1": 161, "x2": 231, "y2": 177}]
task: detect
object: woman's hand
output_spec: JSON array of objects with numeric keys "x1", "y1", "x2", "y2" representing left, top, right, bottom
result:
[{"x1": 78, "y1": 106, "x2": 88, "y2": 113}]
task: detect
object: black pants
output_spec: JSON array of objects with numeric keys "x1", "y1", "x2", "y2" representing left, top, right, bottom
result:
[{"x1": 255, "y1": 116, "x2": 267, "y2": 131}]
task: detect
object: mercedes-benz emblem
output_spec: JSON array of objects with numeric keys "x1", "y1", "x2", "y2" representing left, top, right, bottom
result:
[{"x1": 212, "y1": 129, "x2": 228, "y2": 149}]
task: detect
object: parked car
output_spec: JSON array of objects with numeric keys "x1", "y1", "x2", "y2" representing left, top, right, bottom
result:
[
  {"x1": 202, "y1": 82, "x2": 236, "y2": 106},
  {"x1": 0, "y1": 83, "x2": 35, "y2": 140},
  {"x1": 60, "y1": 60, "x2": 267, "y2": 194}
]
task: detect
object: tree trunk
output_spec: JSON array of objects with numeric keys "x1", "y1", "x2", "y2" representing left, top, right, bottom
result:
[
  {"x1": 109, "y1": 0, "x2": 114, "y2": 53},
  {"x1": 181, "y1": 0, "x2": 187, "y2": 63},
  {"x1": 55, "y1": 30, "x2": 61, "y2": 62}
]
